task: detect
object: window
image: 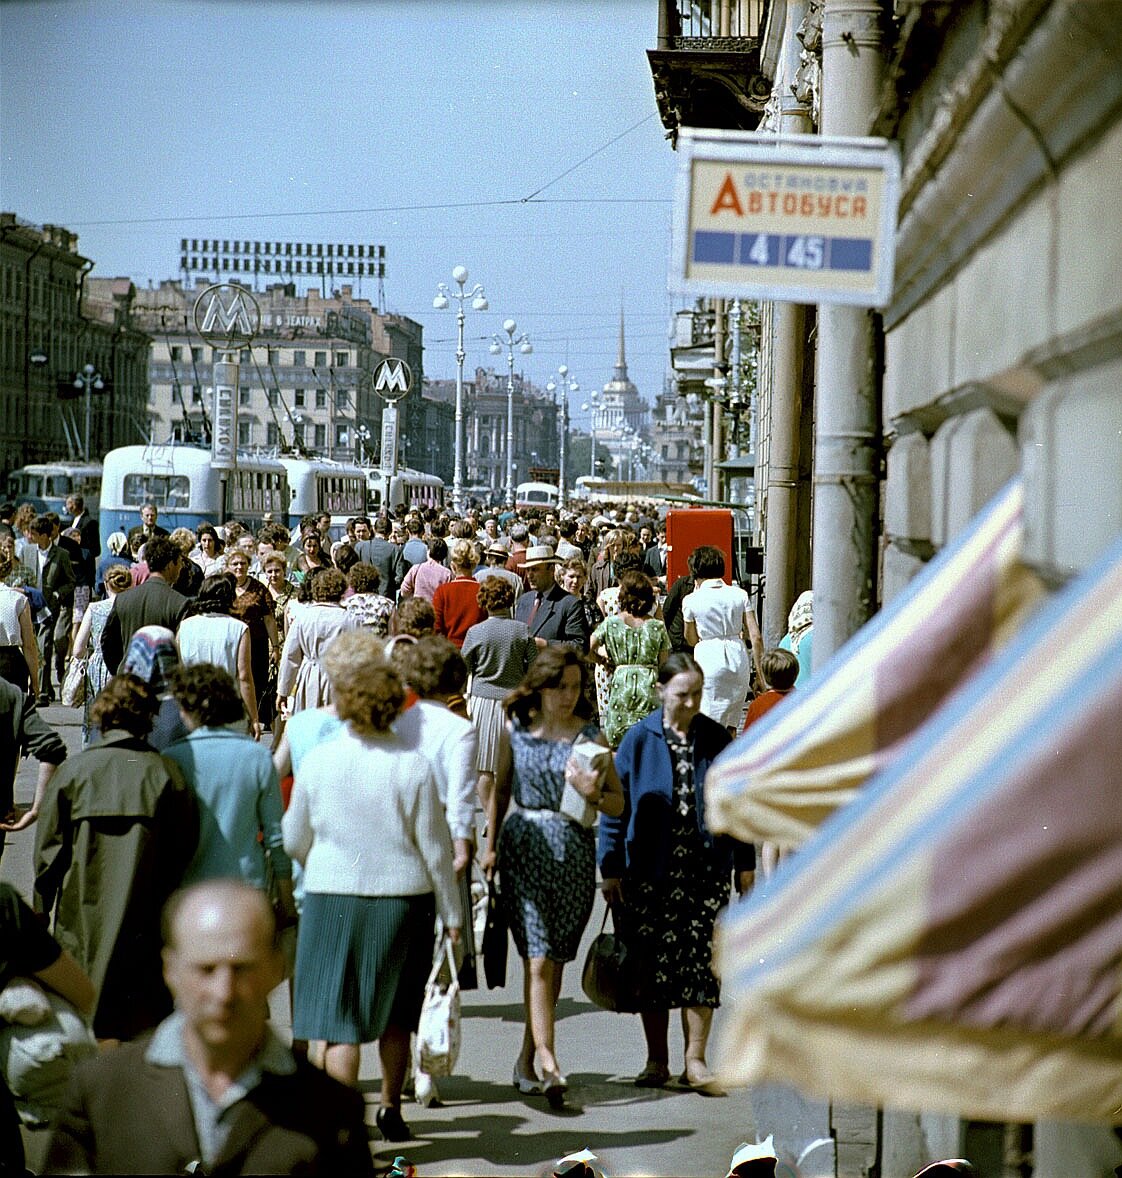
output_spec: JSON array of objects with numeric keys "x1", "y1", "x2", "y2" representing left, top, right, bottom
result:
[
  {"x1": 191, "y1": 347, "x2": 202, "y2": 361},
  {"x1": 335, "y1": 351, "x2": 349, "y2": 366},
  {"x1": 238, "y1": 421, "x2": 251, "y2": 446},
  {"x1": 240, "y1": 348, "x2": 251, "y2": 363},
  {"x1": 315, "y1": 388, "x2": 326, "y2": 409},
  {"x1": 314, "y1": 423, "x2": 326, "y2": 448},
  {"x1": 335, "y1": 423, "x2": 349, "y2": 447},
  {"x1": 169, "y1": 345, "x2": 182, "y2": 362},
  {"x1": 267, "y1": 388, "x2": 279, "y2": 407},
  {"x1": 266, "y1": 423, "x2": 280, "y2": 447},
  {"x1": 122, "y1": 474, "x2": 190, "y2": 508},
  {"x1": 294, "y1": 389, "x2": 305, "y2": 407},
  {"x1": 239, "y1": 386, "x2": 251, "y2": 406},
  {"x1": 335, "y1": 389, "x2": 347, "y2": 410},
  {"x1": 314, "y1": 351, "x2": 327, "y2": 367},
  {"x1": 293, "y1": 350, "x2": 305, "y2": 366},
  {"x1": 268, "y1": 348, "x2": 280, "y2": 365},
  {"x1": 191, "y1": 385, "x2": 202, "y2": 404}
]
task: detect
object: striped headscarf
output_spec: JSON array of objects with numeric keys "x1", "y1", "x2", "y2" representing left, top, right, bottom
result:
[{"x1": 121, "y1": 625, "x2": 180, "y2": 695}]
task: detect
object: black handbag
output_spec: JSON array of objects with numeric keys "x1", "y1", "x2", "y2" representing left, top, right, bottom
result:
[
  {"x1": 581, "y1": 905, "x2": 641, "y2": 1013},
  {"x1": 481, "y1": 878, "x2": 508, "y2": 990}
]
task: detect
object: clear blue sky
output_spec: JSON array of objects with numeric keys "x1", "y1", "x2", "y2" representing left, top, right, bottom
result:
[{"x1": 0, "y1": 0, "x2": 682, "y2": 430}]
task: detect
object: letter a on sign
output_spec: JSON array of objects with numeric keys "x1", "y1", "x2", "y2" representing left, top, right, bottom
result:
[{"x1": 373, "y1": 357, "x2": 413, "y2": 400}]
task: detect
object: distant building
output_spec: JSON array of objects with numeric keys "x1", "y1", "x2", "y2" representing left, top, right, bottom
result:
[
  {"x1": 0, "y1": 213, "x2": 149, "y2": 476},
  {"x1": 592, "y1": 311, "x2": 650, "y2": 479},
  {"x1": 423, "y1": 367, "x2": 558, "y2": 497},
  {"x1": 648, "y1": 383, "x2": 704, "y2": 487},
  {"x1": 130, "y1": 279, "x2": 447, "y2": 477}
]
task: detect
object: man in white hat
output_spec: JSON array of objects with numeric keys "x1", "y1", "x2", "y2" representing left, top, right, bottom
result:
[
  {"x1": 513, "y1": 546, "x2": 587, "y2": 651},
  {"x1": 475, "y1": 539, "x2": 524, "y2": 601}
]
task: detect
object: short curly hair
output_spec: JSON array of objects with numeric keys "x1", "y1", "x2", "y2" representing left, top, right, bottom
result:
[
  {"x1": 394, "y1": 635, "x2": 467, "y2": 698},
  {"x1": 309, "y1": 567, "x2": 347, "y2": 602},
  {"x1": 476, "y1": 575, "x2": 515, "y2": 613},
  {"x1": 89, "y1": 673, "x2": 157, "y2": 738},
  {"x1": 396, "y1": 597, "x2": 435, "y2": 637},
  {"x1": 331, "y1": 636, "x2": 405, "y2": 734},
  {"x1": 617, "y1": 569, "x2": 655, "y2": 617},
  {"x1": 169, "y1": 527, "x2": 197, "y2": 556},
  {"x1": 168, "y1": 663, "x2": 244, "y2": 727},
  {"x1": 347, "y1": 562, "x2": 381, "y2": 595}
]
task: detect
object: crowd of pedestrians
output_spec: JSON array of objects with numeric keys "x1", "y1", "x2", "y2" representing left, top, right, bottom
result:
[{"x1": 0, "y1": 492, "x2": 813, "y2": 1173}]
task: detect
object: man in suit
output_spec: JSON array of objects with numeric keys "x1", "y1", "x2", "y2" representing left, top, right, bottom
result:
[
  {"x1": 514, "y1": 545, "x2": 588, "y2": 652},
  {"x1": 100, "y1": 536, "x2": 189, "y2": 674},
  {"x1": 44, "y1": 878, "x2": 374, "y2": 1175},
  {"x1": 27, "y1": 514, "x2": 76, "y2": 705},
  {"x1": 355, "y1": 515, "x2": 405, "y2": 601},
  {"x1": 138, "y1": 502, "x2": 170, "y2": 540}
]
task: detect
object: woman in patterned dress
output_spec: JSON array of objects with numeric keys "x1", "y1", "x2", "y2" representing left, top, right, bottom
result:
[
  {"x1": 69, "y1": 563, "x2": 133, "y2": 746},
  {"x1": 589, "y1": 571, "x2": 669, "y2": 748},
  {"x1": 343, "y1": 562, "x2": 395, "y2": 636},
  {"x1": 485, "y1": 648, "x2": 623, "y2": 1106},
  {"x1": 599, "y1": 653, "x2": 756, "y2": 1092},
  {"x1": 593, "y1": 551, "x2": 657, "y2": 720}
]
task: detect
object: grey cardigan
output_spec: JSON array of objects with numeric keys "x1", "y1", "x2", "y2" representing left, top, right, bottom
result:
[{"x1": 461, "y1": 614, "x2": 537, "y2": 699}]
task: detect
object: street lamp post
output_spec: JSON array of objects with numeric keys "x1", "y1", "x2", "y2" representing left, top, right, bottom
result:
[
  {"x1": 433, "y1": 266, "x2": 489, "y2": 514},
  {"x1": 580, "y1": 389, "x2": 602, "y2": 481},
  {"x1": 489, "y1": 319, "x2": 532, "y2": 508},
  {"x1": 73, "y1": 363, "x2": 104, "y2": 462},
  {"x1": 545, "y1": 365, "x2": 579, "y2": 510},
  {"x1": 353, "y1": 423, "x2": 371, "y2": 466}
]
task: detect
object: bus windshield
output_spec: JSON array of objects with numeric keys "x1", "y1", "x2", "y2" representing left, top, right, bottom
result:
[{"x1": 122, "y1": 473, "x2": 190, "y2": 508}]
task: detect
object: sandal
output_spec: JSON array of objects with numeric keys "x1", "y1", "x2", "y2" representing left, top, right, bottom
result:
[
  {"x1": 678, "y1": 1062, "x2": 726, "y2": 1096},
  {"x1": 634, "y1": 1061, "x2": 671, "y2": 1088}
]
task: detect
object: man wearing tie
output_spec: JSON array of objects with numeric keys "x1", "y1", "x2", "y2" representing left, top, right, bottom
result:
[
  {"x1": 513, "y1": 546, "x2": 587, "y2": 652},
  {"x1": 138, "y1": 503, "x2": 169, "y2": 540},
  {"x1": 27, "y1": 515, "x2": 75, "y2": 706}
]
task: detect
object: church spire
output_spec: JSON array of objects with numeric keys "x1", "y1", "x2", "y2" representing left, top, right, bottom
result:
[{"x1": 615, "y1": 302, "x2": 628, "y2": 381}]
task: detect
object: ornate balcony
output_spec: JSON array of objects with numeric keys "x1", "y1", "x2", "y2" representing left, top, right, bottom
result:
[{"x1": 648, "y1": 0, "x2": 772, "y2": 144}]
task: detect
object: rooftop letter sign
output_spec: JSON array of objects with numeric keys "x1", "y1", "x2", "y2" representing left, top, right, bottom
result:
[{"x1": 672, "y1": 129, "x2": 901, "y2": 308}]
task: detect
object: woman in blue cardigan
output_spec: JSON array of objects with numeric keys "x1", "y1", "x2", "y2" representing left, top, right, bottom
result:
[{"x1": 599, "y1": 652, "x2": 755, "y2": 1092}]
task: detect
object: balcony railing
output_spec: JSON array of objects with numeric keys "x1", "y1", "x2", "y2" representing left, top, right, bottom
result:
[{"x1": 659, "y1": 0, "x2": 766, "y2": 44}]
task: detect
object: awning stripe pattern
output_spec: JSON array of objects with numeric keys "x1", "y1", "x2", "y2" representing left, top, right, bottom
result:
[
  {"x1": 706, "y1": 477, "x2": 1047, "y2": 848},
  {"x1": 713, "y1": 535, "x2": 1122, "y2": 1123}
]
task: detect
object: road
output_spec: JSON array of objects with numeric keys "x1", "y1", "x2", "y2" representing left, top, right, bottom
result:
[{"x1": 4, "y1": 703, "x2": 762, "y2": 1177}]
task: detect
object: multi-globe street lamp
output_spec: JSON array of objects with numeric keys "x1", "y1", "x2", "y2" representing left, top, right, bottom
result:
[
  {"x1": 489, "y1": 319, "x2": 532, "y2": 508},
  {"x1": 433, "y1": 266, "x2": 489, "y2": 513},
  {"x1": 581, "y1": 389, "x2": 602, "y2": 480},
  {"x1": 73, "y1": 363, "x2": 104, "y2": 462},
  {"x1": 545, "y1": 365, "x2": 579, "y2": 509}
]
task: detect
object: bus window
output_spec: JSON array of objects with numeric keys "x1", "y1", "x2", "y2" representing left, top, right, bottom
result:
[
  {"x1": 46, "y1": 475, "x2": 74, "y2": 497},
  {"x1": 122, "y1": 473, "x2": 190, "y2": 508}
]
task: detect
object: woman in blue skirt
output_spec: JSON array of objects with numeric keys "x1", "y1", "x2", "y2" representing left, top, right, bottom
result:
[{"x1": 283, "y1": 629, "x2": 460, "y2": 1142}]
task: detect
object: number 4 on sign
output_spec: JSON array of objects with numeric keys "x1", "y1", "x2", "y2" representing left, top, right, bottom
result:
[
  {"x1": 748, "y1": 234, "x2": 770, "y2": 265},
  {"x1": 787, "y1": 236, "x2": 824, "y2": 269}
]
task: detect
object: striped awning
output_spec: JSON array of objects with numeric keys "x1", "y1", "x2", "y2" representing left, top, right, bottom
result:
[
  {"x1": 707, "y1": 478, "x2": 1047, "y2": 848},
  {"x1": 713, "y1": 534, "x2": 1122, "y2": 1122}
]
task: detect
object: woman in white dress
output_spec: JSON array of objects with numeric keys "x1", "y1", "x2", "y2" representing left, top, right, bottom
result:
[
  {"x1": 276, "y1": 567, "x2": 360, "y2": 717},
  {"x1": 680, "y1": 546, "x2": 762, "y2": 733},
  {"x1": 176, "y1": 573, "x2": 261, "y2": 738}
]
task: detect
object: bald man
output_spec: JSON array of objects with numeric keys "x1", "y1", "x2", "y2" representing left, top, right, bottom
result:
[{"x1": 44, "y1": 879, "x2": 373, "y2": 1175}]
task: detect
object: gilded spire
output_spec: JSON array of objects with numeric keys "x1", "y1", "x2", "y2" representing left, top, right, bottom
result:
[{"x1": 615, "y1": 302, "x2": 628, "y2": 381}]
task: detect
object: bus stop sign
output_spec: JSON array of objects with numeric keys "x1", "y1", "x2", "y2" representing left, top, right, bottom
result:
[{"x1": 672, "y1": 129, "x2": 900, "y2": 308}]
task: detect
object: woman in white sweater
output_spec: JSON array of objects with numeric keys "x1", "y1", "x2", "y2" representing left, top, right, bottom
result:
[{"x1": 282, "y1": 630, "x2": 460, "y2": 1142}]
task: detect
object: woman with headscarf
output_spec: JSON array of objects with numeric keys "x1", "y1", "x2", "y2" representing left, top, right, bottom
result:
[
  {"x1": 778, "y1": 590, "x2": 813, "y2": 688},
  {"x1": 117, "y1": 625, "x2": 188, "y2": 751},
  {"x1": 93, "y1": 532, "x2": 133, "y2": 600}
]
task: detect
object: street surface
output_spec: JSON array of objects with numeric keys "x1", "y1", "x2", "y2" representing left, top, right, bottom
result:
[{"x1": 4, "y1": 704, "x2": 762, "y2": 1178}]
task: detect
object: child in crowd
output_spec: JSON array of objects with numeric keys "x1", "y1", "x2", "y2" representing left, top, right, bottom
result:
[{"x1": 742, "y1": 647, "x2": 799, "y2": 733}]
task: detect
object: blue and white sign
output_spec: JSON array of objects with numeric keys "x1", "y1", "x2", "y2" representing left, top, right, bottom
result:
[{"x1": 672, "y1": 130, "x2": 901, "y2": 308}]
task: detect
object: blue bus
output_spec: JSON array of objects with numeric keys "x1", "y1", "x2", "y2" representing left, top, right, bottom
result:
[
  {"x1": 6, "y1": 462, "x2": 102, "y2": 516},
  {"x1": 99, "y1": 445, "x2": 289, "y2": 550}
]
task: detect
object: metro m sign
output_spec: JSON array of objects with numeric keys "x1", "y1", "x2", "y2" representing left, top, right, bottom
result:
[
  {"x1": 672, "y1": 130, "x2": 900, "y2": 308},
  {"x1": 192, "y1": 283, "x2": 261, "y2": 349}
]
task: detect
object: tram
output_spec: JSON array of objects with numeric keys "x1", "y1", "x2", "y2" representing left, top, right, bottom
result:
[
  {"x1": 515, "y1": 480, "x2": 560, "y2": 511},
  {"x1": 365, "y1": 468, "x2": 445, "y2": 514},
  {"x1": 6, "y1": 462, "x2": 103, "y2": 516},
  {"x1": 99, "y1": 445, "x2": 288, "y2": 550}
]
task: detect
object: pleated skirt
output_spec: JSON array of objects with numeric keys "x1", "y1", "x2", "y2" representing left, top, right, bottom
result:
[
  {"x1": 467, "y1": 694, "x2": 505, "y2": 774},
  {"x1": 292, "y1": 891, "x2": 436, "y2": 1044}
]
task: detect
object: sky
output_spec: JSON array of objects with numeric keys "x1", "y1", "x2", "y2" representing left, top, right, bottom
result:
[{"x1": 0, "y1": 0, "x2": 683, "y2": 433}]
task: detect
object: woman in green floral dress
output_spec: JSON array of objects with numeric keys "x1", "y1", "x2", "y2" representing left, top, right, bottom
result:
[{"x1": 590, "y1": 571, "x2": 669, "y2": 748}]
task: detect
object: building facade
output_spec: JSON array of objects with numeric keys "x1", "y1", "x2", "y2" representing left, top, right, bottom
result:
[
  {"x1": 0, "y1": 214, "x2": 149, "y2": 477},
  {"x1": 130, "y1": 280, "x2": 446, "y2": 476}
]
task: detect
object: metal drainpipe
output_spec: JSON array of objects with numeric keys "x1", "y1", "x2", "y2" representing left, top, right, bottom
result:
[
  {"x1": 763, "y1": 0, "x2": 813, "y2": 644},
  {"x1": 709, "y1": 298, "x2": 726, "y2": 501},
  {"x1": 811, "y1": 0, "x2": 886, "y2": 668}
]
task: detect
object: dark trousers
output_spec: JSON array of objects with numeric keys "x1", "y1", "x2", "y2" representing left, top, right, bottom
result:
[{"x1": 36, "y1": 606, "x2": 71, "y2": 699}]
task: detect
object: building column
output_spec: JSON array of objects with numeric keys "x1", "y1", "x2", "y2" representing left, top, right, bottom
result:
[{"x1": 811, "y1": 0, "x2": 886, "y2": 667}]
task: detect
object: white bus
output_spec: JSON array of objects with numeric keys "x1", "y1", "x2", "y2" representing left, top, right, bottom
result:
[
  {"x1": 7, "y1": 462, "x2": 102, "y2": 516},
  {"x1": 365, "y1": 468, "x2": 445, "y2": 514},
  {"x1": 515, "y1": 481, "x2": 560, "y2": 511},
  {"x1": 99, "y1": 445, "x2": 288, "y2": 551},
  {"x1": 279, "y1": 456, "x2": 368, "y2": 537}
]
